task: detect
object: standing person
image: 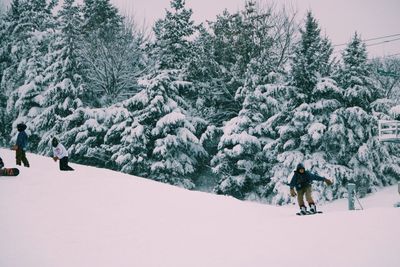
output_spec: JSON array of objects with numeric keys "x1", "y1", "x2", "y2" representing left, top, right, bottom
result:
[
  {"x1": 14, "y1": 123, "x2": 30, "y2": 167},
  {"x1": 52, "y1": 137, "x2": 74, "y2": 171},
  {"x1": 289, "y1": 163, "x2": 332, "y2": 214}
]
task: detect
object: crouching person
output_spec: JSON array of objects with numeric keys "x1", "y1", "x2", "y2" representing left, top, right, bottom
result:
[{"x1": 52, "y1": 138, "x2": 74, "y2": 171}]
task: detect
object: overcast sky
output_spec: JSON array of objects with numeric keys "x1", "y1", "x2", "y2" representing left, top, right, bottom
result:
[
  {"x1": 1, "y1": 0, "x2": 399, "y2": 58},
  {"x1": 110, "y1": 0, "x2": 400, "y2": 58}
]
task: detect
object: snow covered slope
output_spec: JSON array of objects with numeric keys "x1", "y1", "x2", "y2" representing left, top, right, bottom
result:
[{"x1": 0, "y1": 148, "x2": 399, "y2": 267}]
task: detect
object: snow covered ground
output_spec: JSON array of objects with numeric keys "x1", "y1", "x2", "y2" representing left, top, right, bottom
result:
[{"x1": 0, "y1": 148, "x2": 399, "y2": 267}]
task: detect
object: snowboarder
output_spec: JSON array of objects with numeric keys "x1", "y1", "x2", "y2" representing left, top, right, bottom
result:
[
  {"x1": 289, "y1": 163, "x2": 332, "y2": 214},
  {"x1": 0, "y1": 157, "x2": 20, "y2": 176},
  {"x1": 13, "y1": 123, "x2": 30, "y2": 167},
  {"x1": 52, "y1": 137, "x2": 74, "y2": 171}
]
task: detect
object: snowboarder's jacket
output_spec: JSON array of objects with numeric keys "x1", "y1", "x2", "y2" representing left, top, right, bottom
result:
[
  {"x1": 289, "y1": 163, "x2": 325, "y2": 190},
  {"x1": 0, "y1": 157, "x2": 3, "y2": 169},
  {"x1": 16, "y1": 127, "x2": 28, "y2": 150},
  {"x1": 53, "y1": 143, "x2": 68, "y2": 160}
]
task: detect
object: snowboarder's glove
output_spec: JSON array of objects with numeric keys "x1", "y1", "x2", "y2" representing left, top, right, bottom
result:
[
  {"x1": 290, "y1": 188, "x2": 297, "y2": 197},
  {"x1": 324, "y1": 178, "x2": 333, "y2": 186}
]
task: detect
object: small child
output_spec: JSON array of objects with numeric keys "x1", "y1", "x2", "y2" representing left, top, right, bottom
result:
[
  {"x1": 52, "y1": 137, "x2": 74, "y2": 171},
  {"x1": 14, "y1": 123, "x2": 30, "y2": 167}
]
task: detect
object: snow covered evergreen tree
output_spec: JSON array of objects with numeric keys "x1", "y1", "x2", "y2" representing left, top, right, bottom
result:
[
  {"x1": 329, "y1": 33, "x2": 400, "y2": 196},
  {"x1": 58, "y1": 0, "x2": 207, "y2": 188},
  {"x1": 34, "y1": 0, "x2": 84, "y2": 154},
  {"x1": 152, "y1": 0, "x2": 194, "y2": 70},
  {"x1": 140, "y1": 0, "x2": 207, "y2": 188},
  {"x1": 290, "y1": 11, "x2": 333, "y2": 104},
  {"x1": 212, "y1": 52, "x2": 289, "y2": 199},
  {"x1": 257, "y1": 12, "x2": 343, "y2": 204},
  {"x1": 0, "y1": 9, "x2": 10, "y2": 146},
  {"x1": 80, "y1": 0, "x2": 144, "y2": 106},
  {"x1": 187, "y1": 1, "x2": 296, "y2": 125},
  {"x1": 3, "y1": 0, "x2": 57, "y2": 149},
  {"x1": 140, "y1": 71, "x2": 207, "y2": 188},
  {"x1": 81, "y1": 0, "x2": 122, "y2": 40},
  {"x1": 336, "y1": 33, "x2": 380, "y2": 110},
  {"x1": 260, "y1": 28, "x2": 400, "y2": 204},
  {"x1": 210, "y1": 3, "x2": 297, "y2": 199}
]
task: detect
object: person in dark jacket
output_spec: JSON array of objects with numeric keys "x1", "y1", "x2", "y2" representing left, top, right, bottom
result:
[
  {"x1": 13, "y1": 123, "x2": 30, "y2": 167},
  {"x1": 0, "y1": 157, "x2": 4, "y2": 169},
  {"x1": 289, "y1": 163, "x2": 332, "y2": 214}
]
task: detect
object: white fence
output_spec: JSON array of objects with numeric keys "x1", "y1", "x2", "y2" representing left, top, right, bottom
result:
[{"x1": 378, "y1": 120, "x2": 400, "y2": 142}]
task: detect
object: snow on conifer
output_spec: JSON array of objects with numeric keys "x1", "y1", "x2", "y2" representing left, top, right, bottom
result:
[{"x1": 34, "y1": 0, "x2": 84, "y2": 154}]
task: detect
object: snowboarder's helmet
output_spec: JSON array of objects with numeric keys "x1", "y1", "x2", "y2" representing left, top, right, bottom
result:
[
  {"x1": 296, "y1": 163, "x2": 305, "y2": 172},
  {"x1": 52, "y1": 137, "x2": 59, "y2": 147},
  {"x1": 17, "y1": 123, "x2": 27, "y2": 132}
]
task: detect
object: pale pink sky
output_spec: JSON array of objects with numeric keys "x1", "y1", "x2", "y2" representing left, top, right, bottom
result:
[
  {"x1": 1, "y1": 0, "x2": 399, "y2": 57},
  {"x1": 111, "y1": 0, "x2": 400, "y2": 58}
]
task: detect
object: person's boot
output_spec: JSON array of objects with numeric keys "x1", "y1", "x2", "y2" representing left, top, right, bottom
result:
[
  {"x1": 300, "y1": 205, "x2": 307, "y2": 215},
  {"x1": 309, "y1": 203, "x2": 317, "y2": 213}
]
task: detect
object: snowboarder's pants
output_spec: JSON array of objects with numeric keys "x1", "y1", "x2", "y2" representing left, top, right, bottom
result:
[
  {"x1": 59, "y1": 157, "x2": 74, "y2": 171},
  {"x1": 16, "y1": 148, "x2": 30, "y2": 167},
  {"x1": 296, "y1": 185, "x2": 314, "y2": 207}
]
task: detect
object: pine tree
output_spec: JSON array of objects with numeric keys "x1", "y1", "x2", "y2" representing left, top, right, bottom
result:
[
  {"x1": 3, "y1": 0, "x2": 57, "y2": 149},
  {"x1": 212, "y1": 54, "x2": 287, "y2": 199},
  {"x1": 337, "y1": 32, "x2": 379, "y2": 110},
  {"x1": 34, "y1": 0, "x2": 84, "y2": 154},
  {"x1": 81, "y1": 0, "x2": 122, "y2": 41},
  {"x1": 80, "y1": 0, "x2": 144, "y2": 106},
  {"x1": 210, "y1": 2, "x2": 296, "y2": 199},
  {"x1": 257, "y1": 12, "x2": 342, "y2": 204},
  {"x1": 291, "y1": 11, "x2": 333, "y2": 104},
  {"x1": 153, "y1": 0, "x2": 194, "y2": 70}
]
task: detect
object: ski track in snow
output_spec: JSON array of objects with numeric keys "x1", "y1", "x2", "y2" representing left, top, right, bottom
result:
[{"x1": 0, "y1": 148, "x2": 399, "y2": 267}]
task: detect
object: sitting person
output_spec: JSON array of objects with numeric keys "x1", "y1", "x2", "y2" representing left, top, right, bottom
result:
[{"x1": 52, "y1": 137, "x2": 74, "y2": 171}]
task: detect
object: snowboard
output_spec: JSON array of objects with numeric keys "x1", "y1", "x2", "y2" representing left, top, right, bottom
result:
[
  {"x1": 296, "y1": 211, "x2": 323, "y2": 216},
  {"x1": 0, "y1": 168, "x2": 20, "y2": 176}
]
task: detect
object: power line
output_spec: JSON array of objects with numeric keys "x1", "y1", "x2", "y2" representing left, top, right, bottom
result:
[
  {"x1": 333, "y1": 33, "x2": 400, "y2": 47},
  {"x1": 386, "y1": 53, "x2": 400, "y2": 57},
  {"x1": 365, "y1": 37, "x2": 400, "y2": 47}
]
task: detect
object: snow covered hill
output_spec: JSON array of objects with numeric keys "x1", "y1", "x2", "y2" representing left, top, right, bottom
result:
[{"x1": 0, "y1": 148, "x2": 399, "y2": 267}]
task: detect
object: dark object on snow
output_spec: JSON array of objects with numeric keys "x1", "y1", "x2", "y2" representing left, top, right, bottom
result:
[
  {"x1": 60, "y1": 157, "x2": 74, "y2": 171},
  {"x1": 0, "y1": 157, "x2": 4, "y2": 169},
  {"x1": 16, "y1": 148, "x2": 30, "y2": 167},
  {"x1": 296, "y1": 210, "x2": 323, "y2": 216},
  {"x1": 0, "y1": 168, "x2": 20, "y2": 176}
]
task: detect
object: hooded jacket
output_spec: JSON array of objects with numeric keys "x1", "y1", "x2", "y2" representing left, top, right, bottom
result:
[
  {"x1": 16, "y1": 130, "x2": 28, "y2": 150},
  {"x1": 289, "y1": 163, "x2": 325, "y2": 190}
]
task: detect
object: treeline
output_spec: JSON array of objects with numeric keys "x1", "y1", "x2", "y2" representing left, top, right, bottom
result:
[{"x1": 0, "y1": 0, "x2": 399, "y2": 203}]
